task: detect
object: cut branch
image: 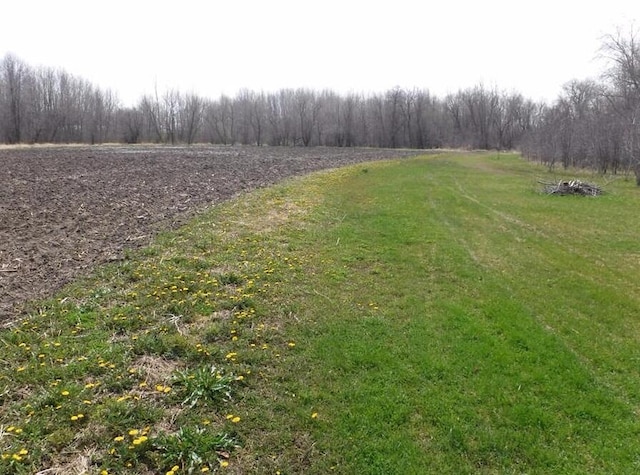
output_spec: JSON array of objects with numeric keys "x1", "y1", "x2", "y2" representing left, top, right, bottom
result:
[{"x1": 540, "y1": 179, "x2": 603, "y2": 196}]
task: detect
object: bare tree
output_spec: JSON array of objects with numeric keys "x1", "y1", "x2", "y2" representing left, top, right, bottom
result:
[
  {"x1": 265, "y1": 91, "x2": 289, "y2": 145},
  {"x1": 341, "y1": 92, "x2": 361, "y2": 146},
  {"x1": 34, "y1": 67, "x2": 63, "y2": 142},
  {"x1": 386, "y1": 87, "x2": 405, "y2": 148},
  {"x1": 215, "y1": 94, "x2": 237, "y2": 145},
  {"x1": 1, "y1": 54, "x2": 29, "y2": 143},
  {"x1": 180, "y1": 92, "x2": 205, "y2": 145},
  {"x1": 250, "y1": 91, "x2": 266, "y2": 146},
  {"x1": 162, "y1": 89, "x2": 181, "y2": 145},
  {"x1": 601, "y1": 27, "x2": 640, "y2": 183},
  {"x1": 139, "y1": 93, "x2": 164, "y2": 143},
  {"x1": 294, "y1": 88, "x2": 321, "y2": 146}
]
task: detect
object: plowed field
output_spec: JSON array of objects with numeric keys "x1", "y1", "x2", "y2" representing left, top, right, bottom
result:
[{"x1": 0, "y1": 145, "x2": 422, "y2": 320}]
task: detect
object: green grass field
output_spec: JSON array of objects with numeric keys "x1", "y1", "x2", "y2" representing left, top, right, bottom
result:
[{"x1": 2, "y1": 152, "x2": 640, "y2": 474}]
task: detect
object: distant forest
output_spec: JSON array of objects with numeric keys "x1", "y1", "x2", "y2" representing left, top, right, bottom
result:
[{"x1": 1, "y1": 28, "x2": 639, "y2": 181}]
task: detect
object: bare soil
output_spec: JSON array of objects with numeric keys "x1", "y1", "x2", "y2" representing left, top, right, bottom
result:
[{"x1": 0, "y1": 144, "x2": 422, "y2": 321}]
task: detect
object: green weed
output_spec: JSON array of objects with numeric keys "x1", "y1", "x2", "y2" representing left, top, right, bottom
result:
[
  {"x1": 152, "y1": 426, "x2": 237, "y2": 473},
  {"x1": 173, "y1": 365, "x2": 237, "y2": 408}
]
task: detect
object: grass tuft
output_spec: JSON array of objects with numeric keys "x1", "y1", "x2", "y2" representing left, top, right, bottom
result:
[{"x1": 172, "y1": 365, "x2": 237, "y2": 408}]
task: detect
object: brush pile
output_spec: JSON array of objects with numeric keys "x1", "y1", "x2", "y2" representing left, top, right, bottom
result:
[{"x1": 540, "y1": 179, "x2": 603, "y2": 196}]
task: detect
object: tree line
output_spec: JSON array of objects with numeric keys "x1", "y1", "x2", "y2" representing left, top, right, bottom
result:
[
  {"x1": 521, "y1": 28, "x2": 640, "y2": 183},
  {"x1": 1, "y1": 27, "x2": 638, "y2": 183},
  {"x1": 0, "y1": 53, "x2": 535, "y2": 150}
]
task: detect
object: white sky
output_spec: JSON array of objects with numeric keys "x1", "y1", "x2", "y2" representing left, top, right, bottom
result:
[{"x1": 1, "y1": 0, "x2": 638, "y2": 106}]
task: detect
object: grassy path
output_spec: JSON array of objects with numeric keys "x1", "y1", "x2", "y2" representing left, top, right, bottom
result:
[
  {"x1": 2, "y1": 152, "x2": 640, "y2": 474},
  {"x1": 247, "y1": 153, "x2": 640, "y2": 473}
]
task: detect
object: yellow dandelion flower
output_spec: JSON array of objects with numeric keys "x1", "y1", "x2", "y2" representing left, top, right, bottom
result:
[
  {"x1": 128, "y1": 429, "x2": 139, "y2": 436},
  {"x1": 114, "y1": 436, "x2": 125, "y2": 442},
  {"x1": 219, "y1": 460, "x2": 229, "y2": 467},
  {"x1": 18, "y1": 449, "x2": 28, "y2": 455},
  {"x1": 61, "y1": 390, "x2": 70, "y2": 396},
  {"x1": 311, "y1": 412, "x2": 319, "y2": 419},
  {"x1": 132, "y1": 436, "x2": 148, "y2": 445},
  {"x1": 201, "y1": 467, "x2": 210, "y2": 472}
]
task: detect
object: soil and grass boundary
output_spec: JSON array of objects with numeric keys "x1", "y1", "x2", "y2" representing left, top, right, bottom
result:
[{"x1": 2, "y1": 151, "x2": 640, "y2": 473}]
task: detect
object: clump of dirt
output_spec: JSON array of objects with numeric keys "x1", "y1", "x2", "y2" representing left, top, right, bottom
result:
[{"x1": 0, "y1": 144, "x2": 422, "y2": 320}]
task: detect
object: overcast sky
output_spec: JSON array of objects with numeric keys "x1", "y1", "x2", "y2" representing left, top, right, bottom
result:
[{"x1": 1, "y1": 0, "x2": 637, "y2": 106}]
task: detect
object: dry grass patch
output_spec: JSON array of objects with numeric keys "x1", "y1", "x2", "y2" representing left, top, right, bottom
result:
[
  {"x1": 229, "y1": 197, "x2": 309, "y2": 235},
  {"x1": 129, "y1": 355, "x2": 182, "y2": 386},
  {"x1": 34, "y1": 448, "x2": 97, "y2": 475}
]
